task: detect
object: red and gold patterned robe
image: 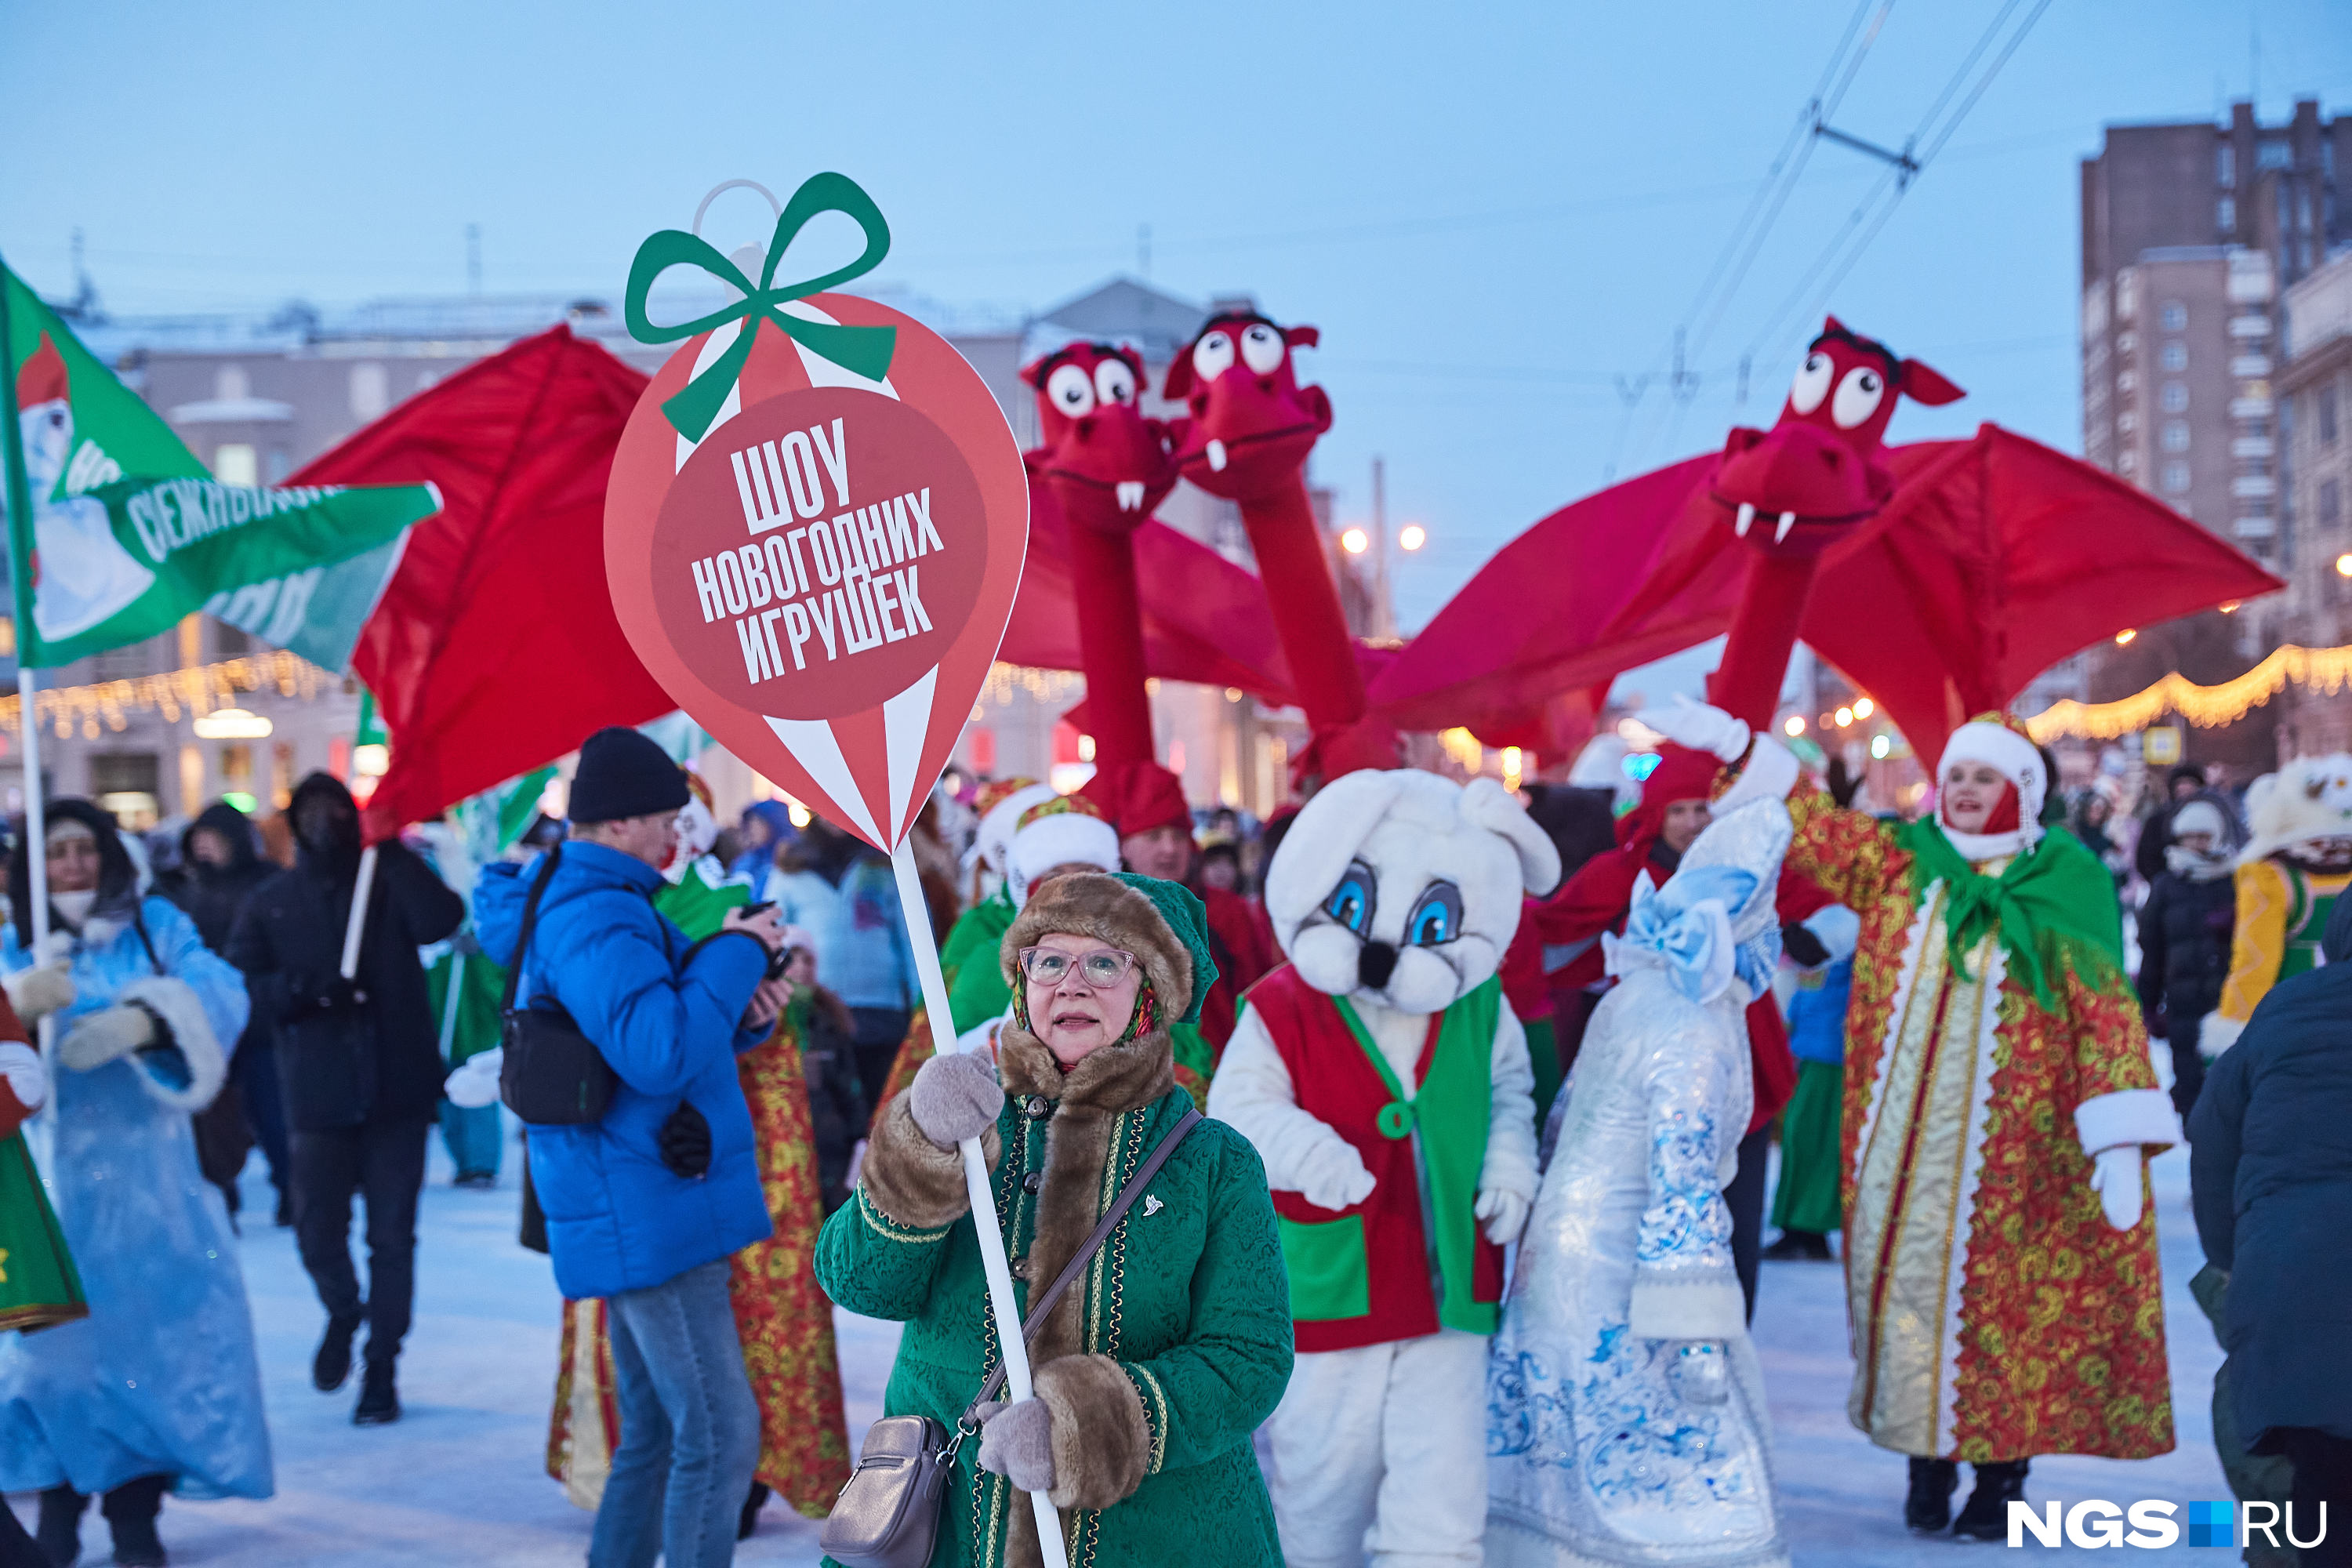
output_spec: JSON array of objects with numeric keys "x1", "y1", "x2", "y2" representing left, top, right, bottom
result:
[
  {"x1": 1789, "y1": 790, "x2": 2176, "y2": 1464},
  {"x1": 548, "y1": 1013, "x2": 852, "y2": 1515}
]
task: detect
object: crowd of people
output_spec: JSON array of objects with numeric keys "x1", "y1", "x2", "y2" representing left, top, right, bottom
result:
[{"x1": 0, "y1": 712, "x2": 2338, "y2": 1568}]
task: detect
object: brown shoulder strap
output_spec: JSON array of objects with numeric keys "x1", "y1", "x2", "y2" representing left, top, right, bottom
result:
[{"x1": 962, "y1": 1105, "x2": 1201, "y2": 1420}]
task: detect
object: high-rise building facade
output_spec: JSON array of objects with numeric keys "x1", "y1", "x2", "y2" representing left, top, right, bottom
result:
[
  {"x1": 2275, "y1": 251, "x2": 2352, "y2": 754},
  {"x1": 2075, "y1": 99, "x2": 2347, "y2": 764}
]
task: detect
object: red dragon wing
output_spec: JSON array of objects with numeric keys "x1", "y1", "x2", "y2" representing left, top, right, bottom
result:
[
  {"x1": 1800, "y1": 424, "x2": 2283, "y2": 759},
  {"x1": 1367, "y1": 452, "x2": 1726, "y2": 737},
  {"x1": 998, "y1": 486, "x2": 1301, "y2": 704}
]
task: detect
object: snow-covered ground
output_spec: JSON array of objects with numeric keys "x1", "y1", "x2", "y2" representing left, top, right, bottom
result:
[{"x1": 7, "y1": 1121, "x2": 2230, "y2": 1565}]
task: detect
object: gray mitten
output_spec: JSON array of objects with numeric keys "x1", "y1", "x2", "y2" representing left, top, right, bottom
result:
[
  {"x1": 58, "y1": 1004, "x2": 156, "y2": 1072},
  {"x1": 906, "y1": 1051, "x2": 1004, "y2": 1149},
  {"x1": 974, "y1": 1396, "x2": 1056, "y2": 1494}
]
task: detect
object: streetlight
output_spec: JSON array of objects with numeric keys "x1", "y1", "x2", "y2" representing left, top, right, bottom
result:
[
  {"x1": 1853, "y1": 697, "x2": 1875, "y2": 720},
  {"x1": 1340, "y1": 526, "x2": 1370, "y2": 554},
  {"x1": 1783, "y1": 715, "x2": 1806, "y2": 737},
  {"x1": 2337, "y1": 553, "x2": 2352, "y2": 579},
  {"x1": 1398, "y1": 524, "x2": 1428, "y2": 552},
  {"x1": 1835, "y1": 706, "x2": 1854, "y2": 728},
  {"x1": 2115, "y1": 628, "x2": 2137, "y2": 645}
]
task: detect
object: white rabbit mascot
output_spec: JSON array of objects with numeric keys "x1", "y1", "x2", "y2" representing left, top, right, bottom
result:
[{"x1": 1208, "y1": 769, "x2": 1559, "y2": 1568}]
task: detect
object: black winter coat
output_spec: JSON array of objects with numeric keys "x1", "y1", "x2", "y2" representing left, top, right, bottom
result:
[
  {"x1": 228, "y1": 817, "x2": 464, "y2": 1134},
  {"x1": 167, "y1": 803, "x2": 277, "y2": 1051},
  {"x1": 2136, "y1": 870, "x2": 2237, "y2": 1019},
  {"x1": 2189, "y1": 899, "x2": 2352, "y2": 1447}
]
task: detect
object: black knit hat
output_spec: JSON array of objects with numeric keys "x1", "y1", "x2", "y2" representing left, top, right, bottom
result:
[{"x1": 568, "y1": 728, "x2": 689, "y2": 825}]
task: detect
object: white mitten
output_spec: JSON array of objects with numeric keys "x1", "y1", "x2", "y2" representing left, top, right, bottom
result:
[
  {"x1": 58, "y1": 1004, "x2": 157, "y2": 1072},
  {"x1": 445, "y1": 1047, "x2": 504, "y2": 1109},
  {"x1": 1649, "y1": 695, "x2": 1751, "y2": 763},
  {"x1": 1665, "y1": 1340, "x2": 1730, "y2": 1405},
  {"x1": 0, "y1": 1041, "x2": 47, "y2": 1113},
  {"x1": 3, "y1": 964, "x2": 75, "y2": 1025},
  {"x1": 1475, "y1": 1185, "x2": 1531, "y2": 1246},
  {"x1": 2089, "y1": 1145, "x2": 2144, "y2": 1231},
  {"x1": 1294, "y1": 1136, "x2": 1377, "y2": 1212}
]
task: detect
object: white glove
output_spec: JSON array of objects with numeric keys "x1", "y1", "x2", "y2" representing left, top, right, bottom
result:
[
  {"x1": 1648, "y1": 695, "x2": 1751, "y2": 764},
  {"x1": 1294, "y1": 1137, "x2": 1377, "y2": 1212},
  {"x1": 0, "y1": 1041, "x2": 47, "y2": 1113},
  {"x1": 3, "y1": 964, "x2": 75, "y2": 1025},
  {"x1": 2089, "y1": 1145, "x2": 2144, "y2": 1231},
  {"x1": 1665, "y1": 1340, "x2": 1730, "y2": 1406},
  {"x1": 57, "y1": 1004, "x2": 157, "y2": 1072},
  {"x1": 445, "y1": 1047, "x2": 504, "y2": 1109},
  {"x1": 1475, "y1": 1185, "x2": 1531, "y2": 1246}
]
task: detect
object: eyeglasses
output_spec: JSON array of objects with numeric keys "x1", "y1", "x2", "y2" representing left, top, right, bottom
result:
[{"x1": 1017, "y1": 947, "x2": 1138, "y2": 989}]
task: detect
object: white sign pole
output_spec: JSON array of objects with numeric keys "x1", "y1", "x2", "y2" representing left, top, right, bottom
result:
[
  {"x1": 15, "y1": 667, "x2": 54, "y2": 1189},
  {"x1": 890, "y1": 837, "x2": 1064, "y2": 1563},
  {"x1": 339, "y1": 844, "x2": 379, "y2": 982}
]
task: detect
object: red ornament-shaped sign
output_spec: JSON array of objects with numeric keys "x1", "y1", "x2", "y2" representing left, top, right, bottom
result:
[{"x1": 606, "y1": 179, "x2": 1027, "y2": 851}]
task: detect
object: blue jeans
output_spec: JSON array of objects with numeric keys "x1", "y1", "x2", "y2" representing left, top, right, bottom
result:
[{"x1": 588, "y1": 1259, "x2": 761, "y2": 1568}]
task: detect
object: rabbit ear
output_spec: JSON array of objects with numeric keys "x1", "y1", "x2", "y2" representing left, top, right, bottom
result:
[
  {"x1": 1264, "y1": 770, "x2": 1410, "y2": 941},
  {"x1": 1461, "y1": 775, "x2": 1563, "y2": 895}
]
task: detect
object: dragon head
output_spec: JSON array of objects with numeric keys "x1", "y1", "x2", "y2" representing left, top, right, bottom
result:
[
  {"x1": 1161, "y1": 313, "x2": 1333, "y2": 500},
  {"x1": 1712, "y1": 316, "x2": 1963, "y2": 557},
  {"x1": 1021, "y1": 341, "x2": 1176, "y2": 532}
]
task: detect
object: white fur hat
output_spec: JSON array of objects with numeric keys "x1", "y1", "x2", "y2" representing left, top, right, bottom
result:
[
  {"x1": 2238, "y1": 754, "x2": 2352, "y2": 865},
  {"x1": 1005, "y1": 796, "x2": 1121, "y2": 908},
  {"x1": 1935, "y1": 713, "x2": 2047, "y2": 859}
]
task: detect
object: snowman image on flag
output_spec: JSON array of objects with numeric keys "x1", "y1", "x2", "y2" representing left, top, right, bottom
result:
[{"x1": 15, "y1": 332, "x2": 154, "y2": 643}]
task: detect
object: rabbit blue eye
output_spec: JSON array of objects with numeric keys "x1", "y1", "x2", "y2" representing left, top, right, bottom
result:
[
  {"x1": 1404, "y1": 882, "x2": 1462, "y2": 947},
  {"x1": 1323, "y1": 862, "x2": 1377, "y2": 935}
]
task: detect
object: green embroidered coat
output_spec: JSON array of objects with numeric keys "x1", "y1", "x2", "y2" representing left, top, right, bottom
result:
[{"x1": 816, "y1": 875, "x2": 1292, "y2": 1568}]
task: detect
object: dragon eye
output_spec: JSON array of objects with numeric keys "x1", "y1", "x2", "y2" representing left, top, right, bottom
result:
[
  {"x1": 1403, "y1": 881, "x2": 1462, "y2": 946},
  {"x1": 1789, "y1": 351, "x2": 1833, "y2": 415},
  {"x1": 1044, "y1": 362, "x2": 1095, "y2": 418},
  {"x1": 1832, "y1": 365, "x2": 1886, "y2": 430},
  {"x1": 1323, "y1": 860, "x2": 1377, "y2": 935},
  {"x1": 1240, "y1": 323, "x2": 1286, "y2": 374},
  {"x1": 1192, "y1": 330, "x2": 1235, "y2": 383},
  {"x1": 1093, "y1": 358, "x2": 1137, "y2": 405}
]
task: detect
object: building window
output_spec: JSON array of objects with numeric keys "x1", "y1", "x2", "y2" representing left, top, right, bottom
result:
[
  {"x1": 2160, "y1": 302, "x2": 2187, "y2": 332},
  {"x1": 349, "y1": 363, "x2": 390, "y2": 420},
  {"x1": 2323, "y1": 479, "x2": 2343, "y2": 528},
  {"x1": 2219, "y1": 197, "x2": 2237, "y2": 231},
  {"x1": 2160, "y1": 341, "x2": 2188, "y2": 371},
  {"x1": 2321, "y1": 384, "x2": 2340, "y2": 447},
  {"x1": 267, "y1": 446, "x2": 292, "y2": 484},
  {"x1": 2161, "y1": 463, "x2": 2191, "y2": 494},
  {"x1": 2257, "y1": 139, "x2": 2292, "y2": 172},
  {"x1": 2218, "y1": 143, "x2": 2235, "y2": 186},
  {"x1": 212, "y1": 443, "x2": 258, "y2": 485},
  {"x1": 2118, "y1": 410, "x2": 2140, "y2": 435},
  {"x1": 2161, "y1": 421, "x2": 2191, "y2": 452},
  {"x1": 2161, "y1": 382, "x2": 2189, "y2": 412}
]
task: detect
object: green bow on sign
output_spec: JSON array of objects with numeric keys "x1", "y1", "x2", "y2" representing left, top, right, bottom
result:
[{"x1": 624, "y1": 171, "x2": 898, "y2": 441}]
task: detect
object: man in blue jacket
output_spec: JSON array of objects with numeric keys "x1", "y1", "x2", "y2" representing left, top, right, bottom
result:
[{"x1": 476, "y1": 728, "x2": 785, "y2": 1568}]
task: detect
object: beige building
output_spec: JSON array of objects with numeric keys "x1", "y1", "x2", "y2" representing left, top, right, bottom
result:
[{"x1": 2274, "y1": 251, "x2": 2352, "y2": 755}]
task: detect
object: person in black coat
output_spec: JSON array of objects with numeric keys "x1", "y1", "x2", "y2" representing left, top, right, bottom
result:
[
  {"x1": 2136, "y1": 762, "x2": 2215, "y2": 885},
  {"x1": 170, "y1": 802, "x2": 291, "y2": 1226},
  {"x1": 227, "y1": 773, "x2": 464, "y2": 1425},
  {"x1": 2136, "y1": 793, "x2": 2241, "y2": 1122},
  {"x1": 2190, "y1": 895, "x2": 2352, "y2": 1564}
]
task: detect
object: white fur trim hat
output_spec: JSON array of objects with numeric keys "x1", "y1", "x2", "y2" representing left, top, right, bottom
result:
[
  {"x1": 1006, "y1": 796, "x2": 1121, "y2": 908},
  {"x1": 1936, "y1": 712, "x2": 2048, "y2": 860}
]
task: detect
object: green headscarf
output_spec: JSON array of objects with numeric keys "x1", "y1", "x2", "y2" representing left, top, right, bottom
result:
[{"x1": 1896, "y1": 819, "x2": 2123, "y2": 1007}]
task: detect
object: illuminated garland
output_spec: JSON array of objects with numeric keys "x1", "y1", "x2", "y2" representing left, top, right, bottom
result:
[
  {"x1": 2025, "y1": 643, "x2": 2352, "y2": 742},
  {"x1": 0, "y1": 651, "x2": 335, "y2": 741}
]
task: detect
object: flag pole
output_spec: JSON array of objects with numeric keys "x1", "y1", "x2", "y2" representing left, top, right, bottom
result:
[
  {"x1": 0, "y1": 258, "x2": 57, "y2": 1183},
  {"x1": 891, "y1": 835, "x2": 1065, "y2": 1563}
]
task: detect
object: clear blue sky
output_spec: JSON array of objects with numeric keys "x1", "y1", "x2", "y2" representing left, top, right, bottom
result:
[{"x1": 4, "y1": 1, "x2": 2347, "y2": 631}]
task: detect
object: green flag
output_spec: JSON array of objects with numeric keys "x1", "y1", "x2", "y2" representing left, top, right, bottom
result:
[{"x1": 1, "y1": 262, "x2": 435, "y2": 670}]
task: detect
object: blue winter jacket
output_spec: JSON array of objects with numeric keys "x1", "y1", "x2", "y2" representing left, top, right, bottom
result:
[{"x1": 474, "y1": 840, "x2": 772, "y2": 1299}]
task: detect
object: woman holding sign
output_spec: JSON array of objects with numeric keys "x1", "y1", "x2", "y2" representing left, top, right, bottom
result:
[{"x1": 816, "y1": 872, "x2": 1290, "y2": 1566}]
